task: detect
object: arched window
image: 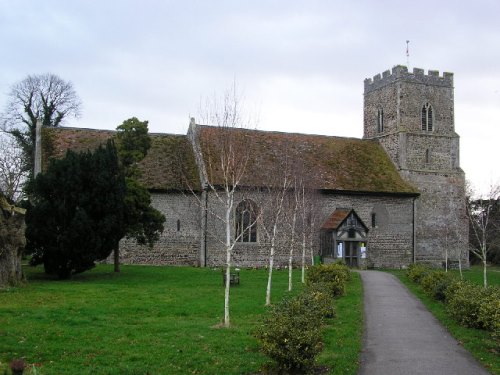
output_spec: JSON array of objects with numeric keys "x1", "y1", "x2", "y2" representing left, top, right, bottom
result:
[
  {"x1": 421, "y1": 103, "x2": 433, "y2": 131},
  {"x1": 377, "y1": 108, "x2": 384, "y2": 133},
  {"x1": 235, "y1": 200, "x2": 258, "y2": 242}
]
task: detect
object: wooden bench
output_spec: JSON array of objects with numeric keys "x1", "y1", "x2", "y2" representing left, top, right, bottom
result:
[{"x1": 222, "y1": 268, "x2": 240, "y2": 286}]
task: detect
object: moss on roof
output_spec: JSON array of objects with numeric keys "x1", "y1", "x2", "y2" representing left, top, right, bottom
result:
[
  {"x1": 198, "y1": 126, "x2": 418, "y2": 194},
  {"x1": 44, "y1": 127, "x2": 200, "y2": 191},
  {"x1": 45, "y1": 125, "x2": 417, "y2": 195}
]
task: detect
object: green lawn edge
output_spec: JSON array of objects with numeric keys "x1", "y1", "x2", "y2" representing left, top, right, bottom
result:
[
  {"x1": 387, "y1": 270, "x2": 499, "y2": 375},
  {"x1": 317, "y1": 271, "x2": 363, "y2": 375}
]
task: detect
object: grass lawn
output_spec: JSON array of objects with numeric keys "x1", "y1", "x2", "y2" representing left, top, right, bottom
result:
[
  {"x1": 453, "y1": 264, "x2": 500, "y2": 286},
  {"x1": 389, "y1": 266, "x2": 499, "y2": 375},
  {"x1": 0, "y1": 265, "x2": 363, "y2": 375}
]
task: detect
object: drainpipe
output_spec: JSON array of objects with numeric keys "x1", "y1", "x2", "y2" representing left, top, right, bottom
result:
[
  {"x1": 413, "y1": 197, "x2": 417, "y2": 264},
  {"x1": 202, "y1": 188, "x2": 208, "y2": 267}
]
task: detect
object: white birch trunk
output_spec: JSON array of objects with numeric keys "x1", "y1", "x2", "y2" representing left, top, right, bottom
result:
[
  {"x1": 224, "y1": 194, "x2": 233, "y2": 327},
  {"x1": 310, "y1": 237, "x2": 314, "y2": 266},
  {"x1": 482, "y1": 256, "x2": 488, "y2": 288},
  {"x1": 301, "y1": 232, "x2": 306, "y2": 283},
  {"x1": 266, "y1": 235, "x2": 276, "y2": 306},
  {"x1": 288, "y1": 210, "x2": 297, "y2": 292}
]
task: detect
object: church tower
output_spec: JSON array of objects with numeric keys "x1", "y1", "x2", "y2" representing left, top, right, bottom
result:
[{"x1": 363, "y1": 65, "x2": 468, "y2": 266}]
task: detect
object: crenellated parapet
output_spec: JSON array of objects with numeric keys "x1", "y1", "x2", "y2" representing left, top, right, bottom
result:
[{"x1": 364, "y1": 65, "x2": 454, "y2": 93}]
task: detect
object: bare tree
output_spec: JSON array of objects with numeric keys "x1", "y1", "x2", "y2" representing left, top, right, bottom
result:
[
  {"x1": 1, "y1": 73, "x2": 81, "y2": 180},
  {"x1": 0, "y1": 133, "x2": 27, "y2": 202},
  {"x1": 297, "y1": 186, "x2": 321, "y2": 283},
  {"x1": 286, "y1": 178, "x2": 300, "y2": 292},
  {"x1": 467, "y1": 183, "x2": 500, "y2": 287},
  {"x1": 196, "y1": 86, "x2": 255, "y2": 327},
  {"x1": 259, "y1": 160, "x2": 292, "y2": 306}
]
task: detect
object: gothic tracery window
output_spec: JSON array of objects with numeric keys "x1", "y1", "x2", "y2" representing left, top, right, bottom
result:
[
  {"x1": 235, "y1": 199, "x2": 258, "y2": 242},
  {"x1": 421, "y1": 103, "x2": 433, "y2": 131}
]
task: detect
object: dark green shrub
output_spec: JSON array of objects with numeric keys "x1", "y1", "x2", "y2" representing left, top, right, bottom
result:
[
  {"x1": 477, "y1": 287, "x2": 500, "y2": 339},
  {"x1": 306, "y1": 263, "x2": 350, "y2": 297},
  {"x1": 255, "y1": 296, "x2": 324, "y2": 372},
  {"x1": 302, "y1": 282, "x2": 336, "y2": 319},
  {"x1": 445, "y1": 281, "x2": 499, "y2": 330},
  {"x1": 406, "y1": 263, "x2": 432, "y2": 284},
  {"x1": 420, "y1": 270, "x2": 455, "y2": 301}
]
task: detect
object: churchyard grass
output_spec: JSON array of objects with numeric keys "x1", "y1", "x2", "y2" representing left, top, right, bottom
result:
[
  {"x1": 389, "y1": 267, "x2": 499, "y2": 375},
  {"x1": 0, "y1": 265, "x2": 363, "y2": 374}
]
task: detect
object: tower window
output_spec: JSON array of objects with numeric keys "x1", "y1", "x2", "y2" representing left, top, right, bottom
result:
[
  {"x1": 421, "y1": 103, "x2": 433, "y2": 131},
  {"x1": 177, "y1": 219, "x2": 181, "y2": 232},
  {"x1": 425, "y1": 149, "x2": 430, "y2": 164},
  {"x1": 371, "y1": 213, "x2": 376, "y2": 228},
  {"x1": 377, "y1": 108, "x2": 384, "y2": 133}
]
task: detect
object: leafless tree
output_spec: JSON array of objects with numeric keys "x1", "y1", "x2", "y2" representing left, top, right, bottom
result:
[
  {"x1": 285, "y1": 178, "x2": 300, "y2": 292},
  {"x1": 0, "y1": 133, "x2": 27, "y2": 202},
  {"x1": 196, "y1": 85, "x2": 256, "y2": 327},
  {"x1": 259, "y1": 159, "x2": 292, "y2": 306},
  {"x1": 1, "y1": 73, "x2": 81, "y2": 179},
  {"x1": 297, "y1": 186, "x2": 322, "y2": 283},
  {"x1": 467, "y1": 183, "x2": 500, "y2": 287}
]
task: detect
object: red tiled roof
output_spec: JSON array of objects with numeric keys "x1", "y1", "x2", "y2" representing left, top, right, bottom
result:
[{"x1": 321, "y1": 209, "x2": 351, "y2": 230}]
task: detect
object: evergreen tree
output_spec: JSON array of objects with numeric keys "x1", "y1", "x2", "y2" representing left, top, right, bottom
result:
[
  {"x1": 26, "y1": 141, "x2": 125, "y2": 279},
  {"x1": 113, "y1": 117, "x2": 165, "y2": 272}
]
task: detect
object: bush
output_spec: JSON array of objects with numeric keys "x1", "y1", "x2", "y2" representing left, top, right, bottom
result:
[
  {"x1": 302, "y1": 282, "x2": 336, "y2": 319},
  {"x1": 445, "y1": 281, "x2": 499, "y2": 330},
  {"x1": 406, "y1": 263, "x2": 432, "y2": 284},
  {"x1": 306, "y1": 263, "x2": 350, "y2": 297},
  {"x1": 477, "y1": 287, "x2": 500, "y2": 339},
  {"x1": 255, "y1": 295, "x2": 324, "y2": 372},
  {"x1": 420, "y1": 270, "x2": 455, "y2": 301}
]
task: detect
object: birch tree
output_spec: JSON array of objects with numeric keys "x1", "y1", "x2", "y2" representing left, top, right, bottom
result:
[
  {"x1": 286, "y1": 178, "x2": 300, "y2": 292},
  {"x1": 467, "y1": 183, "x2": 500, "y2": 287},
  {"x1": 298, "y1": 187, "x2": 321, "y2": 283},
  {"x1": 197, "y1": 86, "x2": 255, "y2": 327},
  {"x1": 260, "y1": 162, "x2": 292, "y2": 306}
]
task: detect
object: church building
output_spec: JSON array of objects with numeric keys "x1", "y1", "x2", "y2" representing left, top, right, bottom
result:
[{"x1": 41, "y1": 65, "x2": 468, "y2": 268}]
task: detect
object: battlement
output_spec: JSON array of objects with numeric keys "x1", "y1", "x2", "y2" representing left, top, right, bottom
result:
[{"x1": 364, "y1": 65, "x2": 453, "y2": 93}]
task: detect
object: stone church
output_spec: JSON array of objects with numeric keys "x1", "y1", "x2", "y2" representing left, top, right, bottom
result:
[{"x1": 41, "y1": 65, "x2": 468, "y2": 268}]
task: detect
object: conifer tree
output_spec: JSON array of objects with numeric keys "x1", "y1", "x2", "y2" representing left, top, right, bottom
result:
[{"x1": 26, "y1": 141, "x2": 126, "y2": 279}]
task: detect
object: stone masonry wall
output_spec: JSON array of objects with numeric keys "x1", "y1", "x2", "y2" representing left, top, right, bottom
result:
[
  {"x1": 364, "y1": 65, "x2": 468, "y2": 267},
  {"x1": 114, "y1": 192, "x2": 202, "y2": 266},
  {"x1": 203, "y1": 190, "x2": 415, "y2": 269}
]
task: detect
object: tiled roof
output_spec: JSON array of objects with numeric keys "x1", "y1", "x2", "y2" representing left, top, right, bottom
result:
[
  {"x1": 44, "y1": 125, "x2": 417, "y2": 195},
  {"x1": 43, "y1": 127, "x2": 200, "y2": 191},
  {"x1": 321, "y1": 209, "x2": 351, "y2": 230},
  {"x1": 197, "y1": 126, "x2": 418, "y2": 194}
]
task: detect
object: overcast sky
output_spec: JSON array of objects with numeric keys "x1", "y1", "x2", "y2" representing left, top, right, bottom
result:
[{"x1": 1, "y1": 0, "x2": 499, "y2": 194}]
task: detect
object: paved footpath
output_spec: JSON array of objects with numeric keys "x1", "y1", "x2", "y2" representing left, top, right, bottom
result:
[{"x1": 358, "y1": 271, "x2": 490, "y2": 375}]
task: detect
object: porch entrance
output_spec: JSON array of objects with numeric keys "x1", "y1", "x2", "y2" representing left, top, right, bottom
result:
[
  {"x1": 320, "y1": 209, "x2": 368, "y2": 268},
  {"x1": 343, "y1": 241, "x2": 359, "y2": 267}
]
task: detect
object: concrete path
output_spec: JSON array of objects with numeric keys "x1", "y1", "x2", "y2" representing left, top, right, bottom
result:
[{"x1": 358, "y1": 271, "x2": 490, "y2": 375}]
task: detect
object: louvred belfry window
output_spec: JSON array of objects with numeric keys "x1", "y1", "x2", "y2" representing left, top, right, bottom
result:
[{"x1": 421, "y1": 103, "x2": 433, "y2": 131}]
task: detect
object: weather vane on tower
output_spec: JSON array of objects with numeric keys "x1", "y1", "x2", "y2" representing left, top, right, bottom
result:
[{"x1": 406, "y1": 40, "x2": 410, "y2": 68}]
